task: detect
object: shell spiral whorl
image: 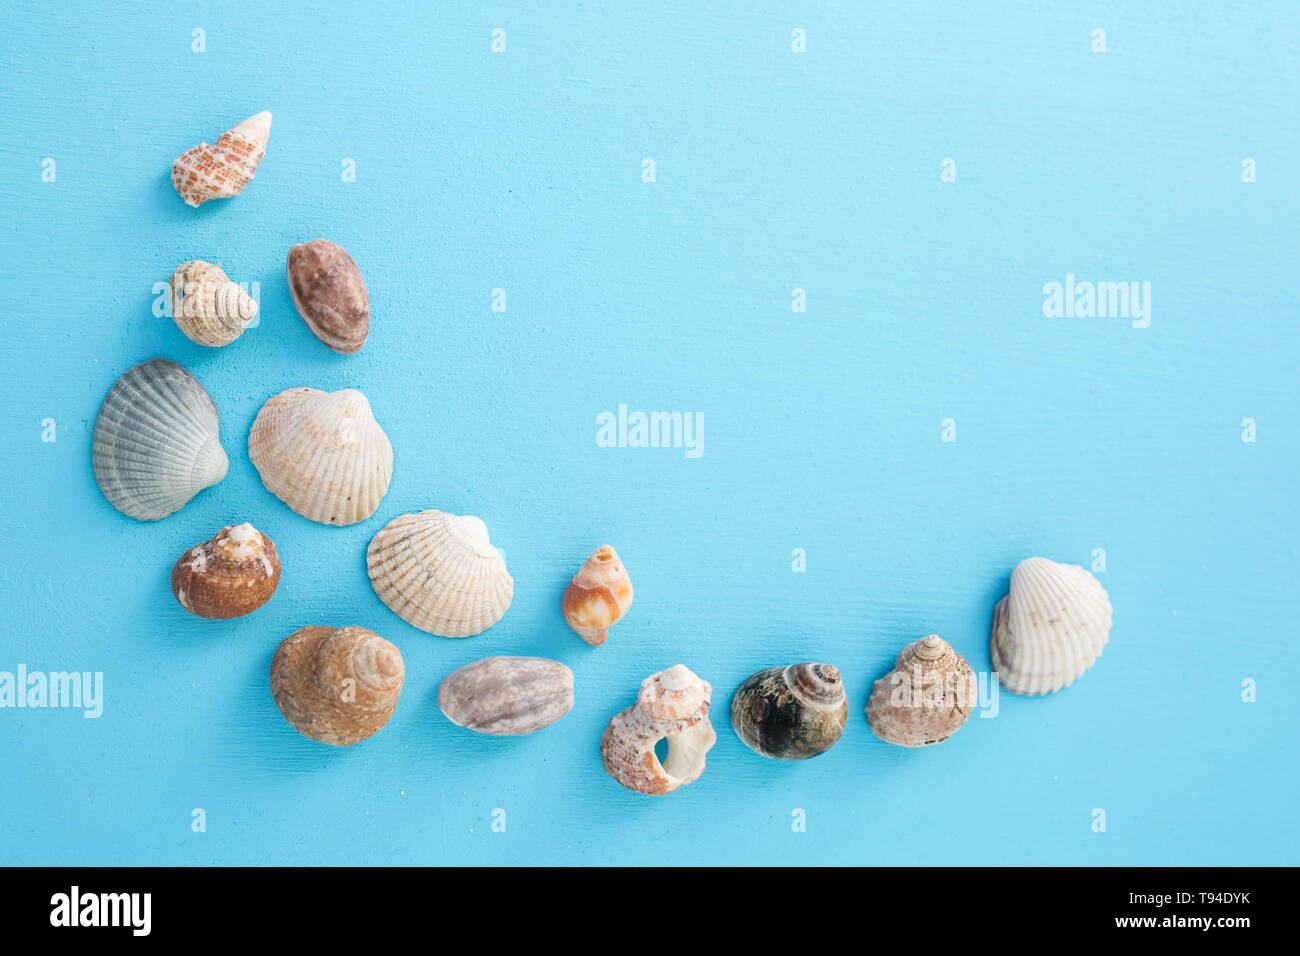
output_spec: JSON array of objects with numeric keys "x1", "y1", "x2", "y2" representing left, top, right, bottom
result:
[
  {"x1": 563, "y1": 545, "x2": 634, "y2": 646},
  {"x1": 731, "y1": 662, "x2": 848, "y2": 760},
  {"x1": 785, "y1": 662, "x2": 844, "y2": 707},
  {"x1": 271, "y1": 625, "x2": 404, "y2": 746},
  {"x1": 601, "y1": 665, "x2": 716, "y2": 795},
  {"x1": 170, "y1": 522, "x2": 281, "y2": 619},
  {"x1": 865, "y1": 635, "x2": 977, "y2": 748}
]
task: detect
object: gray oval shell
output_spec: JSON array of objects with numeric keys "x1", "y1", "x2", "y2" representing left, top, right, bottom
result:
[
  {"x1": 92, "y1": 358, "x2": 228, "y2": 521},
  {"x1": 438, "y1": 656, "x2": 574, "y2": 736}
]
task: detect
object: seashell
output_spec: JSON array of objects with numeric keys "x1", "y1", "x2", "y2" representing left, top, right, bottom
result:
[
  {"x1": 600, "y1": 664, "x2": 716, "y2": 795},
  {"x1": 730, "y1": 662, "x2": 847, "y2": 760},
  {"x1": 990, "y1": 556, "x2": 1113, "y2": 695},
  {"x1": 248, "y1": 387, "x2": 392, "y2": 526},
  {"x1": 866, "y1": 635, "x2": 978, "y2": 748},
  {"x1": 287, "y1": 240, "x2": 370, "y2": 353},
  {"x1": 171, "y1": 111, "x2": 271, "y2": 207},
  {"x1": 438, "y1": 656, "x2": 573, "y2": 735},
  {"x1": 170, "y1": 523, "x2": 281, "y2": 619},
  {"x1": 169, "y1": 260, "x2": 258, "y2": 347},
  {"x1": 270, "y1": 625, "x2": 403, "y2": 746},
  {"x1": 366, "y1": 510, "x2": 513, "y2": 638},
  {"x1": 562, "y1": 545, "x2": 633, "y2": 646},
  {"x1": 92, "y1": 358, "x2": 228, "y2": 521}
]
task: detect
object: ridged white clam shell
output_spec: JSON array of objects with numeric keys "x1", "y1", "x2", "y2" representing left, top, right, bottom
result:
[
  {"x1": 248, "y1": 387, "x2": 392, "y2": 526},
  {"x1": 92, "y1": 358, "x2": 228, "y2": 521},
  {"x1": 367, "y1": 510, "x2": 513, "y2": 638},
  {"x1": 990, "y1": 557, "x2": 1112, "y2": 695}
]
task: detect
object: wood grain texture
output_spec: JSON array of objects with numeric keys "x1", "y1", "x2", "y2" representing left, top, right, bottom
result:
[{"x1": 0, "y1": 0, "x2": 1296, "y2": 865}]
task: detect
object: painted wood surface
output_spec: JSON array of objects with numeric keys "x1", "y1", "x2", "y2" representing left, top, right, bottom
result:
[{"x1": 0, "y1": 0, "x2": 1296, "y2": 865}]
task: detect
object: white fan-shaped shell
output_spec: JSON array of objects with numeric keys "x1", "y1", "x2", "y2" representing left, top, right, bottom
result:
[
  {"x1": 990, "y1": 557, "x2": 1113, "y2": 695},
  {"x1": 367, "y1": 510, "x2": 514, "y2": 638},
  {"x1": 92, "y1": 358, "x2": 228, "y2": 521},
  {"x1": 248, "y1": 387, "x2": 392, "y2": 526}
]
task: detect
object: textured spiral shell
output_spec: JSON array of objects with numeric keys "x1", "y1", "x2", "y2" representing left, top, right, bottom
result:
[
  {"x1": 270, "y1": 625, "x2": 404, "y2": 746},
  {"x1": 866, "y1": 635, "x2": 977, "y2": 748},
  {"x1": 367, "y1": 510, "x2": 513, "y2": 638},
  {"x1": 170, "y1": 260, "x2": 258, "y2": 347},
  {"x1": 730, "y1": 663, "x2": 848, "y2": 760},
  {"x1": 248, "y1": 387, "x2": 393, "y2": 526},
  {"x1": 990, "y1": 557, "x2": 1112, "y2": 695},
  {"x1": 601, "y1": 665, "x2": 716, "y2": 795},
  {"x1": 171, "y1": 523, "x2": 281, "y2": 619},
  {"x1": 91, "y1": 358, "x2": 228, "y2": 521}
]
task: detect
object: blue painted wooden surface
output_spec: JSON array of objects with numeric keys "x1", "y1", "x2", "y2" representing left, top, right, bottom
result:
[{"x1": 0, "y1": 0, "x2": 1296, "y2": 865}]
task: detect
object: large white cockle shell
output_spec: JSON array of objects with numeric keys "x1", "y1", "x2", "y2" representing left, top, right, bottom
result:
[
  {"x1": 248, "y1": 387, "x2": 392, "y2": 526},
  {"x1": 367, "y1": 510, "x2": 514, "y2": 638},
  {"x1": 990, "y1": 557, "x2": 1113, "y2": 695},
  {"x1": 92, "y1": 358, "x2": 229, "y2": 521}
]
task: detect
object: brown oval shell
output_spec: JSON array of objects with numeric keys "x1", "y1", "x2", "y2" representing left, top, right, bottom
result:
[
  {"x1": 270, "y1": 625, "x2": 403, "y2": 746},
  {"x1": 287, "y1": 239, "x2": 370, "y2": 353},
  {"x1": 170, "y1": 523, "x2": 281, "y2": 619}
]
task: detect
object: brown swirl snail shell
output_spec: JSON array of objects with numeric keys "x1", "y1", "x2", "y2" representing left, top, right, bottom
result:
[
  {"x1": 270, "y1": 625, "x2": 404, "y2": 746},
  {"x1": 170, "y1": 522, "x2": 281, "y2": 619}
]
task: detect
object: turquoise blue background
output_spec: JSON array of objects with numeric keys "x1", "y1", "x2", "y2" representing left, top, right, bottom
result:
[{"x1": 1, "y1": 1, "x2": 1296, "y2": 866}]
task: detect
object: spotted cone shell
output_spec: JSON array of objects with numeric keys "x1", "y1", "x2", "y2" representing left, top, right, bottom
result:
[
  {"x1": 367, "y1": 510, "x2": 513, "y2": 638},
  {"x1": 270, "y1": 625, "x2": 404, "y2": 746},
  {"x1": 171, "y1": 111, "x2": 271, "y2": 207},
  {"x1": 92, "y1": 358, "x2": 228, "y2": 521},
  {"x1": 990, "y1": 557, "x2": 1112, "y2": 695},
  {"x1": 248, "y1": 387, "x2": 393, "y2": 526}
]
